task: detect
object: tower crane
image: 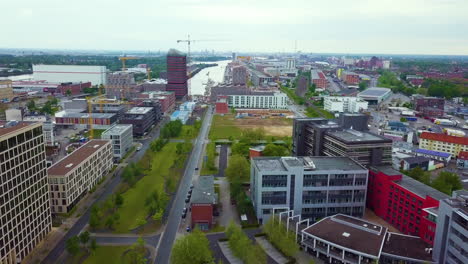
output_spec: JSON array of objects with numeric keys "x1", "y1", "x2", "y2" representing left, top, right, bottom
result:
[{"x1": 118, "y1": 56, "x2": 138, "y2": 71}]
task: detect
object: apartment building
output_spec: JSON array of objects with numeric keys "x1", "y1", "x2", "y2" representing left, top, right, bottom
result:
[
  {"x1": 341, "y1": 71, "x2": 359, "y2": 85},
  {"x1": 232, "y1": 65, "x2": 248, "y2": 85},
  {"x1": 251, "y1": 156, "x2": 368, "y2": 223},
  {"x1": 0, "y1": 121, "x2": 51, "y2": 264},
  {"x1": 311, "y1": 69, "x2": 328, "y2": 89},
  {"x1": 0, "y1": 80, "x2": 14, "y2": 103},
  {"x1": 413, "y1": 96, "x2": 445, "y2": 118},
  {"x1": 47, "y1": 140, "x2": 113, "y2": 213},
  {"x1": 324, "y1": 96, "x2": 368, "y2": 113},
  {"x1": 120, "y1": 107, "x2": 157, "y2": 136},
  {"x1": 101, "y1": 124, "x2": 133, "y2": 161},
  {"x1": 106, "y1": 72, "x2": 139, "y2": 99},
  {"x1": 433, "y1": 190, "x2": 468, "y2": 264},
  {"x1": 228, "y1": 91, "x2": 288, "y2": 109},
  {"x1": 419, "y1": 132, "x2": 468, "y2": 158}
]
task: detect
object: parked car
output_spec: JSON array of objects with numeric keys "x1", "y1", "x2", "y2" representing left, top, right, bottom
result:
[
  {"x1": 183, "y1": 207, "x2": 187, "y2": 214},
  {"x1": 190, "y1": 184, "x2": 194, "y2": 189},
  {"x1": 188, "y1": 189, "x2": 193, "y2": 195},
  {"x1": 185, "y1": 197, "x2": 190, "y2": 203},
  {"x1": 182, "y1": 212, "x2": 187, "y2": 219}
]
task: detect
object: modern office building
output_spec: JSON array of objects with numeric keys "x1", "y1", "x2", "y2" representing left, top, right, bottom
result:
[
  {"x1": 324, "y1": 96, "x2": 368, "y2": 113},
  {"x1": 311, "y1": 70, "x2": 328, "y2": 89},
  {"x1": 358, "y1": 87, "x2": 392, "y2": 105},
  {"x1": 433, "y1": 190, "x2": 468, "y2": 264},
  {"x1": 228, "y1": 91, "x2": 288, "y2": 109},
  {"x1": 137, "y1": 91, "x2": 176, "y2": 113},
  {"x1": 367, "y1": 166, "x2": 448, "y2": 245},
  {"x1": 120, "y1": 107, "x2": 157, "y2": 136},
  {"x1": 0, "y1": 121, "x2": 51, "y2": 264},
  {"x1": 0, "y1": 80, "x2": 14, "y2": 103},
  {"x1": 54, "y1": 111, "x2": 118, "y2": 129},
  {"x1": 419, "y1": 132, "x2": 468, "y2": 158},
  {"x1": 323, "y1": 129, "x2": 393, "y2": 167},
  {"x1": 106, "y1": 72, "x2": 139, "y2": 99},
  {"x1": 47, "y1": 140, "x2": 113, "y2": 213},
  {"x1": 251, "y1": 156, "x2": 368, "y2": 223},
  {"x1": 101, "y1": 124, "x2": 133, "y2": 161},
  {"x1": 32, "y1": 65, "x2": 107, "y2": 85},
  {"x1": 166, "y1": 49, "x2": 188, "y2": 98},
  {"x1": 232, "y1": 65, "x2": 248, "y2": 85},
  {"x1": 300, "y1": 214, "x2": 433, "y2": 264}
]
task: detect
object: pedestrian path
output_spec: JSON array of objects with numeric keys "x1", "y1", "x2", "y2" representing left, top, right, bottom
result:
[
  {"x1": 218, "y1": 241, "x2": 243, "y2": 264},
  {"x1": 255, "y1": 236, "x2": 288, "y2": 264}
]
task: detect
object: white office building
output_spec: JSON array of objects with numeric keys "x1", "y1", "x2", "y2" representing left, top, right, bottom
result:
[
  {"x1": 228, "y1": 91, "x2": 288, "y2": 109},
  {"x1": 250, "y1": 156, "x2": 368, "y2": 223},
  {"x1": 101, "y1": 124, "x2": 133, "y2": 161},
  {"x1": 286, "y1": 58, "x2": 296, "y2": 70},
  {"x1": 33, "y1": 65, "x2": 107, "y2": 85},
  {"x1": 324, "y1": 96, "x2": 369, "y2": 113}
]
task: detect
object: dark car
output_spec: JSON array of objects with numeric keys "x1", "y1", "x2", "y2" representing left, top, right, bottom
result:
[
  {"x1": 188, "y1": 189, "x2": 193, "y2": 195},
  {"x1": 182, "y1": 212, "x2": 187, "y2": 219},
  {"x1": 190, "y1": 184, "x2": 194, "y2": 189},
  {"x1": 183, "y1": 207, "x2": 187, "y2": 214},
  {"x1": 195, "y1": 167, "x2": 199, "y2": 170},
  {"x1": 185, "y1": 197, "x2": 190, "y2": 203}
]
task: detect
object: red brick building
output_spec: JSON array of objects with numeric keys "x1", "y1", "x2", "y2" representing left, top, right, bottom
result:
[
  {"x1": 215, "y1": 96, "x2": 229, "y2": 114},
  {"x1": 166, "y1": 49, "x2": 188, "y2": 99},
  {"x1": 191, "y1": 176, "x2": 218, "y2": 231},
  {"x1": 58, "y1": 82, "x2": 92, "y2": 95},
  {"x1": 136, "y1": 91, "x2": 175, "y2": 114},
  {"x1": 311, "y1": 70, "x2": 328, "y2": 89},
  {"x1": 367, "y1": 166, "x2": 449, "y2": 245},
  {"x1": 249, "y1": 145, "x2": 265, "y2": 158},
  {"x1": 342, "y1": 71, "x2": 359, "y2": 85},
  {"x1": 413, "y1": 96, "x2": 445, "y2": 117}
]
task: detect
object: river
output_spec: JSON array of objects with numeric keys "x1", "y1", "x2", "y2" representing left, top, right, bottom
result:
[
  {"x1": 0, "y1": 74, "x2": 33, "y2": 81},
  {"x1": 189, "y1": 60, "x2": 230, "y2": 96}
]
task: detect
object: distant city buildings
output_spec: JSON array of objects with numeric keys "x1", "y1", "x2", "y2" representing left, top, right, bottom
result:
[
  {"x1": 106, "y1": 72, "x2": 138, "y2": 99},
  {"x1": 341, "y1": 71, "x2": 359, "y2": 85},
  {"x1": 48, "y1": 140, "x2": 113, "y2": 213},
  {"x1": 357, "y1": 87, "x2": 392, "y2": 105},
  {"x1": 32, "y1": 64, "x2": 107, "y2": 85},
  {"x1": 0, "y1": 80, "x2": 14, "y2": 102},
  {"x1": 310, "y1": 69, "x2": 328, "y2": 89},
  {"x1": 286, "y1": 57, "x2": 296, "y2": 70},
  {"x1": 323, "y1": 96, "x2": 368, "y2": 113},
  {"x1": 419, "y1": 132, "x2": 468, "y2": 158},
  {"x1": 251, "y1": 156, "x2": 368, "y2": 223},
  {"x1": 0, "y1": 121, "x2": 51, "y2": 264},
  {"x1": 120, "y1": 107, "x2": 158, "y2": 136},
  {"x1": 232, "y1": 65, "x2": 248, "y2": 85},
  {"x1": 101, "y1": 124, "x2": 133, "y2": 161},
  {"x1": 166, "y1": 49, "x2": 188, "y2": 99},
  {"x1": 413, "y1": 96, "x2": 445, "y2": 117}
]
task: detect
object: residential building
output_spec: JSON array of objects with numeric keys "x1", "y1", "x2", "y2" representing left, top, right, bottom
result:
[
  {"x1": 419, "y1": 132, "x2": 468, "y2": 158},
  {"x1": 166, "y1": 49, "x2": 188, "y2": 98},
  {"x1": 120, "y1": 107, "x2": 157, "y2": 136},
  {"x1": 32, "y1": 65, "x2": 107, "y2": 85},
  {"x1": 311, "y1": 70, "x2": 328, "y2": 89},
  {"x1": 413, "y1": 96, "x2": 445, "y2": 118},
  {"x1": 250, "y1": 69, "x2": 273, "y2": 86},
  {"x1": 106, "y1": 72, "x2": 139, "y2": 99},
  {"x1": 228, "y1": 91, "x2": 288, "y2": 109},
  {"x1": 232, "y1": 65, "x2": 248, "y2": 85},
  {"x1": 341, "y1": 71, "x2": 359, "y2": 85},
  {"x1": 324, "y1": 96, "x2": 368, "y2": 113},
  {"x1": 137, "y1": 79, "x2": 167, "y2": 92},
  {"x1": 0, "y1": 121, "x2": 52, "y2": 264},
  {"x1": 54, "y1": 111, "x2": 118, "y2": 129},
  {"x1": 433, "y1": 190, "x2": 468, "y2": 264},
  {"x1": 0, "y1": 80, "x2": 14, "y2": 102},
  {"x1": 357, "y1": 87, "x2": 392, "y2": 105},
  {"x1": 367, "y1": 166, "x2": 449, "y2": 245},
  {"x1": 48, "y1": 140, "x2": 113, "y2": 213},
  {"x1": 251, "y1": 156, "x2": 368, "y2": 223},
  {"x1": 300, "y1": 214, "x2": 433, "y2": 264},
  {"x1": 90, "y1": 99, "x2": 127, "y2": 119},
  {"x1": 400, "y1": 156, "x2": 431, "y2": 171},
  {"x1": 286, "y1": 58, "x2": 296, "y2": 70},
  {"x1": 457, "y1": 151, "x2": 468, "y2": 169},
  {"x1": 101, "y1": 124, "x2": 133, "y2": 161},
  {"x1": 137, "y1": 91, "x2": 175, "y2": 113},
  {"x1": 323, "y1": 129, "x2": 393, "y2": 167},
  {"x1": 413, "y1": 148, "x2": 452, "y2": 164},
  {"x1": 191, "y1": 176, "x2": 218, "y2": 230}
]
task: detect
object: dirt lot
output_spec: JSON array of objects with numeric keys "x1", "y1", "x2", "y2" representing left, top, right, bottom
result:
[{"x1": 234, "y1": 118, "x2": 293, "y2": 137}]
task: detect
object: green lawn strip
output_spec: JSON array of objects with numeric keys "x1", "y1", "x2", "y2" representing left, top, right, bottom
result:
[
  {"x1": 113, "y1": 143, "x2": 177, "y2": 233},
  {"x1": 201, "y1": 142, "x2": 218, "y2": 175},
  {"x1": 82, "y1": 246, "x2": 128, "y2": 264},
  {"x1": 84, "y1": 129, "x2": 106, "y2": 139},
  {"x1": 209, "y1": 115, "x2": 243, "y2": 140}
]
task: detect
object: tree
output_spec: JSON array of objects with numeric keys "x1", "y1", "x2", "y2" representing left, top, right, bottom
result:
[
  {"x1": 89, "y1": 205, "x2": 101, "y2": 229},
  {"x1": 246, "y1": 244, "x2": 267, "y2": 264},
  {"x1": 65, "y1": 236, "x2": 80, "y2": 256},
  {"x1": 115, "y1": 193, "x2": 124, "y2": 208},
  {"x1": 262, "y1": 144, "x2": 289, "y2": 156},
  {"x1": 431, "y1": 171, "x2": 462, "y2": 195},
  {"x1": 66, "y1": 89, "x2": 72, "y2": 97},
  {"x1": 406, "y1": 167, "x2": 431, "y2": 185},
  {"x1": 171, "y1": 229, "x2": 213, "y2": 264},
  {"x1": 105, "y1": 216, "x2": 115, "y2": 229},
  {"x1": 127, "y1": 237, "x2": 147, "y2": 264},
  {"x1": 400, "y1": 117, "x2": 407, "y2": 122},
  {"x1": 27, "y1": 100, "x2": 36, "y2": 112},
  {"x1": 90, "y1": 238, "x2": 98, "y2": 254},
  {"x1": 231, "y1": 142, "x2": 250, "y2": 157},
  {"x1": 225, "y1": 155, "x2": 250, "y2": 184},
  {"x1": 79, "y1": 231, "x2": 90, "y2": 246},
  {"x1": 263, "y1": 217, "x2": 299, "y2": 257},
  {"x1": 358, "y1": 81, "x2": 368, "y2": 91}
]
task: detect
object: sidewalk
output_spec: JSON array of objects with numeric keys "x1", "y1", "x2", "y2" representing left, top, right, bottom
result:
[
  {"x1": 217, "y1": 178, "x2": 240, "y2": 226},
  {"x1": 255, "y1": 236, "x2": 288, "y2": 264},
  {"x1": 218, "y1": 241, "x2": 243, "y2": 264}
]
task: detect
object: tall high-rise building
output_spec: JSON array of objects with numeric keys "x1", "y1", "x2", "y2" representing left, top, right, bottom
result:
[
  {"x1": 0, "y1": 121, "x2": 51, "y2": 264},
  {"x1": 166, "y1": 49, "x2": 188, "y2": 99}
]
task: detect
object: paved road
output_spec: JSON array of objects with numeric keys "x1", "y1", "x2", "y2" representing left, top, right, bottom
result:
[
  {"x1": 217, "y1": 145, "x2": 228, "y2": 177},
  {"x1": 288, "y1": 104, "x2": 306, "y2": 118},
  {"x1": 93, "y1": 234, "x2": 160, "y2": 246},
  {"x1": 326, "y1": 76, "x2": 341, "y2": 93},
  {"x1": 42, "y1": 118, "x2": 168, "y2": 264},
  {"x1": 154, "y1": 106, "x2": 214, "y2": 264}
]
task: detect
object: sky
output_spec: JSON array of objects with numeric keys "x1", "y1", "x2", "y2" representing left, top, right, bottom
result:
[{"x1": 1, "y1": 0, "x2": 468, "y2": 55}]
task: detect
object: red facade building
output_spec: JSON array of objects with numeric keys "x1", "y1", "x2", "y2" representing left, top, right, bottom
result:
[
  {"x1": 311, "y1": 70, "x2": 328, "y2": 89},
  {"x1": 58, "y1": 82, "x2": 92, "y2": 95},
  {"x1": 215, "y1": 96, "x2": 229, "y2": 114},
  {"x1": 190, "y1": 176, "x2": 217, "y2": 231},
  {"x1": 342, "y1": 71, "x2": 359, "y2": 85},
  {"x1": 166, "y1": 49, "x2": 188, "y2": 99},
  {"x1": 367, "y1": 167, "x2": 448, "y2": 245}
]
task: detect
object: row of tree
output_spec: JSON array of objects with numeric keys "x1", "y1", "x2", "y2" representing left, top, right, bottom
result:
[
  {"x1": 404, "y1": 167, "x2": 462, "y2": 195},
  {"x1": 226, "y1": 222, "x2": 266, "y2": 264},
  {"x1": 89, "y1": 192, "x2": 124, "y2": 230},
  {"x1": 27, "y1": 97, "x2": 60, "y2": 115}
]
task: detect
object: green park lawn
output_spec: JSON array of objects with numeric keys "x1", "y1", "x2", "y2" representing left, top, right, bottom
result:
[
  {"x1": 82, "y1": 246, "x2": 128, "y2": 264},
  {"x1": 209, "y1": 114, "x2": 242, "y2": 140},
  {"x1": 113, "y1": 143, "x2": 178, "y2": 233}
]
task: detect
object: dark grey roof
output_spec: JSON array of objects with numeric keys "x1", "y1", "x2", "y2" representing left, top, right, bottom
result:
[
  {"x1": 402, "y1": 156, "x2": 430, "y2": 164},
  {"x1": 397, "y1": 175, "x2": 449, "y2": 201},
  {"x1": 358, "y1": 87, "x2": 391, "y2": 98},
  {"x1": 253, "y1": 156, "x2": 366, "y2": 172},
  {"x1": 327, "y1": 129, "x2": 392, "y2": 144},
  {"x1": 191, "y1": 176, "x2": 217, "y2": 204},
  {"x1": 381, "y1": 233, "x2": 433, "y2": 262}
]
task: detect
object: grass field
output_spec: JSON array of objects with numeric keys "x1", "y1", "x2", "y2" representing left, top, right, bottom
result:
[
  {"x1": 201, "y1": 142, "x2": 218, "y2": 175},
  {"x1": 84, "y1": 129, "x2": 106, "y2": 139},
  {"x1": 82, "y1": 246, "x2": 128, "y2": 264},
  {"x1": 113, "y1": 143, "x2": 178, "y2": 233}
]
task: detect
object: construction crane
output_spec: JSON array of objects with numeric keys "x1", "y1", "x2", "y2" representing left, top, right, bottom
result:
[
  {"x1": 176, "y1": 35, "x2": 194, "y2": 64},
  {"x1": 119, "y1": 56, "x2": 138, "y2": 71},
  {"x1": 146, "y1": 67, "x2": 152, "y2": 80},
  {"x1": 86, "y1": 96, "x2": 94, "y2": 140}
]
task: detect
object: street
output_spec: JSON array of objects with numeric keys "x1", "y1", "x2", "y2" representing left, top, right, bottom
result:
[
  {"x1": 154, "y1": 105, "x2": 214, "y2": 264},
  {"x1": 42, "y1": 118, "x2": 169, "y2": 264}
]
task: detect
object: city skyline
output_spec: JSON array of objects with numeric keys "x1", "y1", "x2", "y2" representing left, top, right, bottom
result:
[{"x1": 1, "y1": 0, "x2": 468, "y2": 55}]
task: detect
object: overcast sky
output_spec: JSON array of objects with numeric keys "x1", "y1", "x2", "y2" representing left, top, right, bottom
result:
[{"x1": 2, "y1": 0, "x2": 468, "y2": 55}]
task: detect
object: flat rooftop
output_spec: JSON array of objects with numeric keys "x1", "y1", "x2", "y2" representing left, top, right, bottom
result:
[
  {"x1": 55, "y1": 111, "x2": 116, "y2": 119},
  {"x1": 126, "y1": 107, "x2": 153, "y2": 115},
  {"x1": 397, "y1": 175, "x2": 449, "y2": 201},
  {"x1": 102, "y1": 124, "x2": 132, "y2": 135},
  {"x1": 327, "y1": 129, "x2": 392, "y2": 143},
  {"x1": 303, "y1": 214, "x2": 387, "y2": 257},
  {"x1": 381, "y1": 233, "x2": 433, "y2": 262},
  {"x1": 358, "y1": 87, "x2": 391, "y2": 98},
  {"x1": 48, "y1": 140, "x2": 110, "y2": 176},
  {"x1": 253, "y1": 156, "x2": 366, "y2": 172},
  {"x1": 191, "y1": 176, "x2": 217, "y2": 204},
  {"x1": 0, "y1": 121, "x2": 39, "y2": 138}
]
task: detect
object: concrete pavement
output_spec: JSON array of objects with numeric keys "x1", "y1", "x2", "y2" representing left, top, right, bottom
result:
[{"x1": 154, "y1": 106, "x2": 214, "y2": 264}]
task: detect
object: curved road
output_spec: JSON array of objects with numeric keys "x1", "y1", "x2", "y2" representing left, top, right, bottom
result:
[
  {"x1": 154, "y1": 105, "x2": 213, "y2": 264},
  {"x1": 42, "y1": 118, "x2": 168, "y2": 264}
]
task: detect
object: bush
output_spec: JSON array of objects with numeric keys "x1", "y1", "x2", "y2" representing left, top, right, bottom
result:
[{"x1": 263, "y1": 218, "x2": 299, "y2": 257}]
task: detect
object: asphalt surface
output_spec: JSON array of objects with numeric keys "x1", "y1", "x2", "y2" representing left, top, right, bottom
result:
[
  {"x1": 154, "y1": 106, "x2": 214, "y2": 264},
  {"x1": 42, "y1": 118, "x2": 168, "y2": 264},
  {"x1": 217, "y1": 145, "x2": 228, "y2": 177}
]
